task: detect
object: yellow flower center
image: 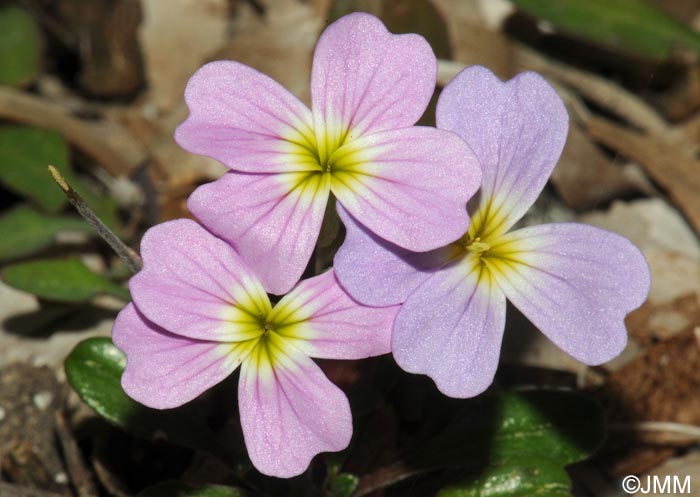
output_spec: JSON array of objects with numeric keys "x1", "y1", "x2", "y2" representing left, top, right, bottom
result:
[
  {"x1": 449, "y1": 197, "x2": 524, "y2": 285},
  {"x1": 463, "y1": 236, "x2": 491, "y2": 255},
  {"x1": 282, "y1": 122, "x2": 364, "y2": 176},
  {"x1": 220, "y1": 289, "x2": 316, "y2": 377}
]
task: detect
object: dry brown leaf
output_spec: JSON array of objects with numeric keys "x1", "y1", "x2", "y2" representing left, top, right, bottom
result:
[
  {"x1": 604, "y1": 445, "x2": 678, "y2": 478},
  {"x1": 516, "y1": 48, "x2": 671, "y2": 134},
  {"x1": 581, "y1": 199, "x2": 700, "y2": 306},
  {"x1": 677, "y1": 111, "x2": 700, "y2": 153},
  {"x1": 658, "y1": 65, "x2": 700, "y2": 121},
  {"x1": 139, "y1": 0, "x2": 231, "y2": 113},
  {"x1": 129, "y1": 0, "x2": 329, "y2": 189},
  {"x1": 0, "y1": 87, "x2": 147, "y2": 177},
  {"x1": 551, "y1": 121, "x2": 654, "y2": 210},
  {"x1": 437, "y1": 48, "x2": 671, "y2": 136},
  {"x1": 214, "y1": 0, "x2": 328, "y2": 105},
  {"x1": 600, "y1": 328, "x2": 700, "y2": 426},
  {"x1": 634, "y1": 450, "x2": 700, "y2": 496},
  {"x1": 122, "y1": 102, "x2": 227, "y2": 187},
  {"x1": 627, "y1": 293, "x2": 700, "y2": 344},
  {"x1": 58, "y1": 0, "x2": 144, "y2": 97},
  {"x1": 431, "y1": 0, "x2": 515, "y2": 78},
  {"x1": 587, "y1": 117, "x2": 700, "y2": 233}
]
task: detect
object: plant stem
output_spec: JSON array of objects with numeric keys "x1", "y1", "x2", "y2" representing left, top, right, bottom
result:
[{"x1": 48, "y1": 165, "x2": 142, "y2": 274}]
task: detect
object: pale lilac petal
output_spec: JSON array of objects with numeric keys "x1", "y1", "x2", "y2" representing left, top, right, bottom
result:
[
  {"x1": 188, "y1": 171, "x2": 330, "y2": 295},
  {"x1": 311, "y1": 12, "x2": 436, "y2": 150},
  {"x1": 129, "y1": 219, "x2": 271, "y2": 341},
  {"x1": 239, "y1": 336, "x2": 352, "y2": 477},
  {"x1": 392, "y1": 258, "x2": 507, "y2": 398},
  {"x1": 268, "y1": 269, "x2": 398, "y2": 359},
  {"x1": 489, "y1": 223, "x2": 650, "y2": 364},
  {"x1": 331, "y1": 126, "x2": 481, "y2": 251},
  {"x1": 437, "y1": 66, "x2": 569, "y2": 237},
  {"x1": 113, "y1": 304, "x2": 247, "y2": 409},
  {"x1": 175, "y1": 61, "x2": 316, "y2": 173},
  {"x1": 334, "y1": 204, "x2": 457, "y2": 306}
]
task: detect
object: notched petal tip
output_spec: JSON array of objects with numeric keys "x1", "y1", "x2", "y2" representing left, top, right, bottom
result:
[
  {"x1": 175, "y1": 60, "x2": 314, "y2": 173},
  {"x1": 391, "y1": 261, "x2": 507, "y2": 399},
  {"x1": 491, "y1": 222, "x2": 650, "y2": 366},
  {"x1": 312, "y1": 12, "x2": 436, "y2": 139},
  {"x1": 437, "y1": 65, "x2": 569, "y2": 235},
  {"x1": 238, "y1": 346, "x2": 352, "y2": 477},
  {"x1": 113, "y1": 303, "x2": 238, "y2": 410},
  {"x1": 134, "y1": 218, "x2": 200, "y2": 267}
]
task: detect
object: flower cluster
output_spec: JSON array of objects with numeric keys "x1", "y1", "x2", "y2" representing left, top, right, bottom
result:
[
  {"x1": 114, "y1": 219, "x2": 397, "y2": 477},
  {"x1": 113, "y1": 12, "x2": 651, "y2": 478}
]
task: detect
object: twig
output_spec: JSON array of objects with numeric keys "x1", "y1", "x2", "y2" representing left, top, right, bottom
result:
[
  {"x1": 54, "y1": 411, "x2": 98, "y2": 497},
  {"x1": 611, "y1": 421, "x2": 700, "y2": 437},
  {"x1": 90, "y1": 459, "x2": 131, "y2": 497},
  {"x1": 0, "y1": 482, "x2": 66, "y2": 497},
  {"x1": 355, "y1": 461, "x2": 430, "y2": 497},
  {"x1": 610, "y1": 421, "x2": 700, "y2": 445},
  {"x1": 586, "y1": 117, "x2": 700, "y2": 233},
  {"x1": 48, "y1": 165, "x2": 143, "y2": 274}
]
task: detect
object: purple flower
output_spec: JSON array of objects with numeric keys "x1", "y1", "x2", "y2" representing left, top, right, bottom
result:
[
  {"x1": 112, "y1": 219, "x2": 398, "y2": 477},
  {"x1": 334, "y1": 66, "x2": 651, "y2": 398},
  {"x1": 175, "y1": 12, "x2": 481, "y2": 295}
]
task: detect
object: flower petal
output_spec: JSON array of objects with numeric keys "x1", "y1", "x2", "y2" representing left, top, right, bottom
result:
[
  {"x1": 437, "y1": 66, "x2": 569, "y2": 238},
  {"x1": 113, "y1": 304, "x2": 248, "y2": 409},
  {"x1": 175, "y1": 61, "x2": 316, "y2": 173},
  {"x1": 311, "y1": 12, "x2": 436, "y2": 151},
  {"x1": 330, "y1": 126, "x2": 481, "y2": 251},
  {"x1": 129, "y1": 219, "x2": 271, "y2": 341},
  {"x1": 392, "y1": 258, "x2": 507, "y2": 398},
  {"x1": 267, "y1": 269, "x2": 398, "y2": 359},
  {"x1": 487, "y1": 223, "x2": 650, "y2": 364},
  {"x1": 239, "y1": 335, "x2": 352, "y2": 477},
  {"x1": 334, "y1": 204, "x2": 457, "y2": 306},
  {"x1": 188, "y1": 171, "x2": 331, "y2": 295}
]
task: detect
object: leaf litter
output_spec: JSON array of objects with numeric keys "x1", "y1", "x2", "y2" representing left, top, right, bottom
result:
[{"x1": 2, "y1": 0, "x2": 700, "y2": 495}]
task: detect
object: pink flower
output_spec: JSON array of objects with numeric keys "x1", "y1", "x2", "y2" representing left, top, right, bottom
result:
[
  {"x1": 175, "y1": 13, "x2": 481, "y2": 295},
  {"x1": 112, "y1": 219, "x2": 398, "y2": 477},
  {"x1": 335, "y1": 66, "x2": 651, "y2": 398}
]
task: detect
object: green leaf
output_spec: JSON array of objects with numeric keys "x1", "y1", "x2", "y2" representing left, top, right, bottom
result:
[
  {"x1": 0, "y1": 6, "x2": 41, "y2": 87},
  {"x1": 0, "y1": 127, "x2": 71, "y2": 212},
  {"x1": 429, "y1": 390, "x2": 604, "y2": 466},
  {"x1": 65, "y1": 338, "x2": 233, "y2": 462},
  {"x1": 328, "y1": 473, "x2": 359, "y2": 497},
  {"x1": 0, "y1": 205, "x2": 93, "y2": 261},
  {"x1": 437, "y1": 457, "x2": 571, "y2": 497},
  {"x1": 0, "y1": 126, "x2": 120, "y2": 229},
  {"x1": 422, "y1": 391, "x2": 605, "y2": 497},
  {"x1": 487, "y1": 390, "x2": 604, "y2": 465},
  {"x1": 137, "y1": 481, "x2": 245, "y2": 497},
  {"x1": 511, "y1": 0, "x2": 700, "y2": 61},
  {"x1": 1, "y1": 257, "x2": 130, "y2": 302}
]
